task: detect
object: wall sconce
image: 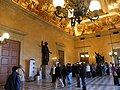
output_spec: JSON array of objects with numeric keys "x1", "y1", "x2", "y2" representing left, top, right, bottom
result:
[
  {"x1": 81, "y1": 54, "x2": 89, "y2": 58},
  {"x1": 109, "y1": 51, "x2": 117, "y2": 57},
  {"x1": 52, "y1": 57, "x2": 57, "y2": 60},
  {"x1": 0, "y1": 33, "x2": 10, "y2": 45}
]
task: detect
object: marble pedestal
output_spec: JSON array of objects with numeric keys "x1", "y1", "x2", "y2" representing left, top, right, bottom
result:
[{"x1": 42, "y1": 65, "x2": 50, "y2": 79}]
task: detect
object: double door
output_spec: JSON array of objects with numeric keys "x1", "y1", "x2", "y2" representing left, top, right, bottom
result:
[{"x1": 0, "y1": 40, "x2": 20, "y2": 85}]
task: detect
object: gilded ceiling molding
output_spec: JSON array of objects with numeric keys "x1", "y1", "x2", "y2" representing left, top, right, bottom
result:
[
  {"x1": 75, "y1": 28, "x2": 120, "y2": 41},
  {"x1": 1, "y1": 0, "x2": 66, "y2": 32},
  {"x1": 6, "y1": 0, "x2": 120, "y2": 36}
]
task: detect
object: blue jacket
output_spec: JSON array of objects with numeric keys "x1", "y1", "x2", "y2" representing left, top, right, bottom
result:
[{"x1": 4, "y1": 71, "x2": 20, "y2": 90}]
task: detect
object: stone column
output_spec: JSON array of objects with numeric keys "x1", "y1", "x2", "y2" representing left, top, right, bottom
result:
[{"x1": 42, "y1": 65, "x2": 50, "y2": 79}]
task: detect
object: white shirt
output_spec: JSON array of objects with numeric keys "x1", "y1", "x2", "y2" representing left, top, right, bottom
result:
[
  {"x1": 18, "y1": 68, "x2": 25, "y2": 81},
  {"x1": 86, "y1": 65, "x2": 91, "y2": 72},
  {"x1": 53, "y1": 66, "x2": 56, "y2": 75}
]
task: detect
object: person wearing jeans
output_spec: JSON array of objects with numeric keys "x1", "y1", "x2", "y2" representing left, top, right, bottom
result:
[
  {"x1": 55, "y1": 63, "x2": 64, "y2": 88},
  {"x1": 67, "y1": 63, "x2": 72, "y2": 84}
]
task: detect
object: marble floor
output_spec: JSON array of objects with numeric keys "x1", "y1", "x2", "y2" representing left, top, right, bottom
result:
[{"x1": 1, "y1": 75, "x2": 120, "y2": 90}]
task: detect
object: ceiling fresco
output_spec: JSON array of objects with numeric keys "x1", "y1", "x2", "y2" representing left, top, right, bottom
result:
[{"x1": 12, "y1": 0, "x2": 120, "y2": 36}]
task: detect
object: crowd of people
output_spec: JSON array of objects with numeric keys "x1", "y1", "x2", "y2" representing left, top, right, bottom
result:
[
  {"x1": 50, "y1": 62, "x2": 120, "y2": 89},
  {"x1": 4, "y1": 62, "x2": 120, "y2": 90},
  {"x1": 50, "y1": 62, "x2": 87, "y2": 90}
]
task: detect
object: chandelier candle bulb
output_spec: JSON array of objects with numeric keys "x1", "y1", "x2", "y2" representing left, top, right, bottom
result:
[
  {"x1": 53, "y1": 0, "x2": 64, "y2": 7},
  {"x1": 89, "y1": 0, "x2": 101, "y2": 11}
]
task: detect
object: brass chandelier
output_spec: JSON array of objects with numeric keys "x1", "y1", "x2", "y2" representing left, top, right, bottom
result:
[{"x1": 53, "y1": 0, "x2": 101, "y2": 26}]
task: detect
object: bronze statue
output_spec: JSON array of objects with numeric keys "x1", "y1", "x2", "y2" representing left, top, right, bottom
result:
[
  {"x1": 95, "y1": 52, "x2": 104, "y2": 64},
  {"x1": 41, "y1": 41, "x2": 52, "y2": 65}
]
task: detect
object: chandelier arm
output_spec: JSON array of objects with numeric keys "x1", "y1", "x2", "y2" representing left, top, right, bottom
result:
[
  {"x1": 87, "y1": 14, "x2": 99, "y2": 21},
  {"x1": 54, "y1": 11, "x2": 67, "y2": 18},
  {"x1": 54, "y1": 6, "x2": 68, "y2": 18}
]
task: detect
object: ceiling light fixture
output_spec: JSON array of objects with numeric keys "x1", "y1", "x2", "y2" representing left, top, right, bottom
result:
[{"x1": 53, "y1": 0, "x2": 101, "y2": 26}]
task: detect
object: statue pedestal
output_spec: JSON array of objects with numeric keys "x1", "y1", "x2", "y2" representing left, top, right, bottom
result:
[{"x1": 42, "y1": 65, "x2": 50, "y2": 79}]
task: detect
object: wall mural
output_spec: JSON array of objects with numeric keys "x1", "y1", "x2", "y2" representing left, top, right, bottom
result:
[{"x1": 12, "y1": 0, "x2": 120, "y2": 36}]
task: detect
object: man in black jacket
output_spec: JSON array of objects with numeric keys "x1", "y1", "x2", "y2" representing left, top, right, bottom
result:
[
  {"x1": 80, "y1": 63, "x2": 87, "y2": 90},
  {"x1": 62, "y1": 65, "x2": 68, "y2": 86},
  {"x1": 55, "y1": 63, "x2": 64, "y2": 88}
]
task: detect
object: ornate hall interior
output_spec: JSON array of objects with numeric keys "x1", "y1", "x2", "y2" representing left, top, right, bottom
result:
[{"x1": 0, "y1": 0, "x2": 120, "y2": 89}]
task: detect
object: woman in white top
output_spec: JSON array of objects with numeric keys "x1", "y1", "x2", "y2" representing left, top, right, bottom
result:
[
  {"x1": 18, "y1": 65, "x2": 25, "y2": 90},
  {"x1": 50, "y1": 65, "x2": 56, "y2": 83},
  {"x1": 86, "y1": 63, "x2": 91, "y2": 78}
]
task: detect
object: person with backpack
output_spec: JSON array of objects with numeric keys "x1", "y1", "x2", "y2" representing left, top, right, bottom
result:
[{"x1": 4, "y1": 66, "x2": 20, "y2": 90}]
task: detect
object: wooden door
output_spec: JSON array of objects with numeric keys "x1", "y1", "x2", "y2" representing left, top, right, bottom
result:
[
  {"x1": 0, "y1": 40, "x2": 20, "y2": 85},
  {"x1": 80, "y1": 52, "x2": 89, "y2": 63},
  {"x1": 58, "y1": 50, "x2": 64, "y2": 68}
]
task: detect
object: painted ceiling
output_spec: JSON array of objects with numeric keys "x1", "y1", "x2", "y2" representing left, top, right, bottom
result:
[{"x1": 12, "y1": 0, "x2": 120, "y2": 36}]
